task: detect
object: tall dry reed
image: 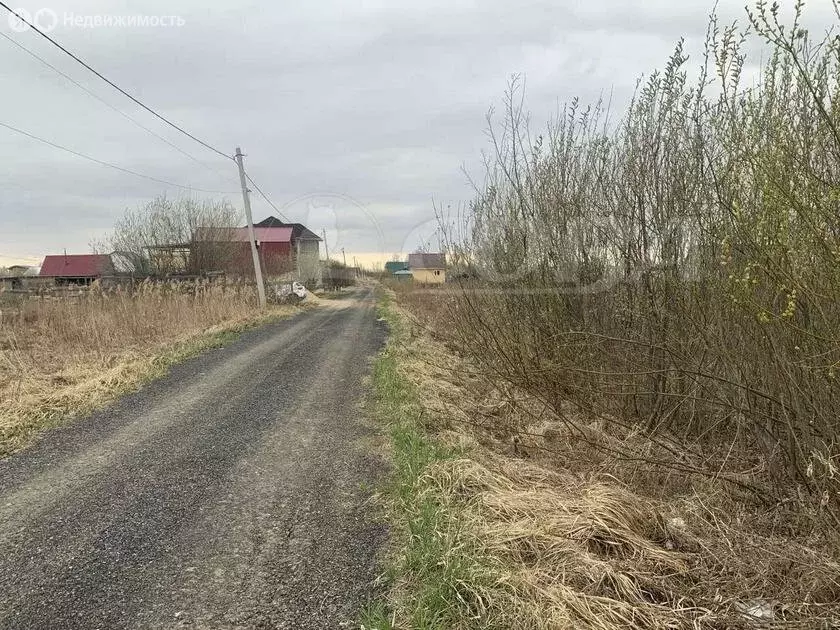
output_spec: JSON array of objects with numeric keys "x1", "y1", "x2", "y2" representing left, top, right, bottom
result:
[{"x1": 0, "y1": 281, "x2": 269, "y2": 454}]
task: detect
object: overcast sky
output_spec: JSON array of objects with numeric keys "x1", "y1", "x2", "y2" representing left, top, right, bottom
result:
[{"x1": 0, "y1": 0, "x2": 835, "y2": 266}]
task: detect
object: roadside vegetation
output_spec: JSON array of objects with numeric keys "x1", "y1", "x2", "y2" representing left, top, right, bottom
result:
[
  {"x1": 1, "y1": 192, "x2": 332, "y2": 456},
  {"x1": 369, "y1": 2, "x2": 840, "y2": 628},
  {"x1": 364, "y1": 292, "x2": 495, "y2": 629},
  {"x1": 446, "y1": 1, "x2": 840, "y2": 519},
  {"x1": 0, "y1": 283, "x2": 295, "y2": 456}
]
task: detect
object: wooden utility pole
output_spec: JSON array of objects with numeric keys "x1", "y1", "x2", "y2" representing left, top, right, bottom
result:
[
  {"x1": 341, "y1": 247, "x2": 346, "y2": 267},
  {"x1": 322, "y1": 228, "x2": 330, "y2": 261},
  {"x1": 234, "y1": 147, "x2": 266, "y2": 308},
  {"x1": 296, "y1": 240, "x2": 301, "y2": 279}
]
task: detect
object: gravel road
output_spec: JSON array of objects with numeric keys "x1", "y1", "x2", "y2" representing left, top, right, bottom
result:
[{"x1": 0, "y1": 290, "x2": 387, "y2": 629}]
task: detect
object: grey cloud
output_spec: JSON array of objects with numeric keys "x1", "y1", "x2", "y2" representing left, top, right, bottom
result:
[{"x1": 2, "y1": 0, "x2": 828, "y2": 260}]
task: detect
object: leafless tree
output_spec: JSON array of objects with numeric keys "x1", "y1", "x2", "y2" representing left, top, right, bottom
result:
[{"x1": 101, "y1": 195, "x2": 240, "y2": 276}]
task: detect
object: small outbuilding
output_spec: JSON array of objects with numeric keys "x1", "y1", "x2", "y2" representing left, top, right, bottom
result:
[
  {"x1": 385, "y1": 260, "x2": 409, "y2": 274},
  {"x1": 0, "y1": 265, "x2": 42, "y2": 291},
  {"x1": 393, "y1": 269, "x2": 413, "y2": 283}
]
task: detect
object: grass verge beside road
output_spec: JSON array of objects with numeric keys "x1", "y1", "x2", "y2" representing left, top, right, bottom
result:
[
  {"x1": 0, "y1": 284, "x2": 299, "y2": 457},
  {"x1": 362, "y1": 292, "x2": 499, "y2": 630}
]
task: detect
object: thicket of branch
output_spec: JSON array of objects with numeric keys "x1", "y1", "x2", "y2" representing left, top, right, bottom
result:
[
  {"x1": 444, "y1": 1, "x2": 840, "y2": 525},
  {"x1": 99, "y1": 195, "x2": 240, "y2": 275}
]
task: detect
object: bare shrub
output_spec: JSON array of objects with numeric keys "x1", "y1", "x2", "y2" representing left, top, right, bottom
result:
[{"x1": 388, "y1": 294, "x2": 840, "y2": 628}]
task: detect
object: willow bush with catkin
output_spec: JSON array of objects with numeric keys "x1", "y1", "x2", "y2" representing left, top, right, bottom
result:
[{"x1": 436, "y1": 1, "x2": 840, "y2": 528}]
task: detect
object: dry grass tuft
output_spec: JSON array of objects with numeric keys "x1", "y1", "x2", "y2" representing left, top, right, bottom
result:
[
  {"x1": 421, "y1": 455, "x2": 693, "y2": 628},
  {"x1": 0, "y1": 282, "x2": 295, "y2": 455},
  {"x1": 421, "y1": 449, "x2": 840, "y2": 629}
]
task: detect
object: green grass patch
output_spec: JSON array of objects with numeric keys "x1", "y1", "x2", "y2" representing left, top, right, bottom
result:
[{"x1": 362, "y1": 292, "x2": 498, "y2": 630}]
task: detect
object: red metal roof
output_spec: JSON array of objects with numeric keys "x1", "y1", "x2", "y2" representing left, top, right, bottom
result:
[
  {"x1": 195, "y1": 227, "x2": 293, "y2": 243},
  {"x1": 238, "y1": 227, "x2": 292, "y2": 243},
  {"x1": 40, "y1": 254, "x2": 113, "y2": 278}
]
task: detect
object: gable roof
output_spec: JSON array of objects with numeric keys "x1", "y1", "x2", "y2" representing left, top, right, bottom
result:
[
  {"x1": 241, "y1": 227, "x2": 292, "y2": 243},
  {"x1": 195, "y1": 227, "x2": 293, "y2": 243},
  {"x1": 253, "y1": 216, "x2": 321, "y2": 240},
  {"x1": 408, "y1": 252, "x2": 446, "y2": 269},
  {"x1": 40, "y1": 254, "x2": 114, "y2": 278},
  {"x1": 385, "y1": 261, "x2": 408, "y2": 273}
]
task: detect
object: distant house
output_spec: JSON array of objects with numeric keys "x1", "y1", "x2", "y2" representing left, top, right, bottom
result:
[
  {"x1": 193, "y1": 219, "x2": 321, "y2": 279},
  {"x1": 385, "y1": 260, "x2": 409, "y2": 274},
  {"x1": 253, "y1": 217, "x2": 321, "y2": 279},
  {"x1": 1, "y1": 265, "x2": 43, "y2": 291},
  {"x1": 408, "y1": 252, "x2": 446, "y2": 284},
  {"x1": 39, "y1": 254, "x2": 114, "y2": 285},
  {"x1": 194, "y1": 227, "x2": 294, "y2": 276},
  {"x1": 142, "y1": 216, "x2": 321, "y2": 279}
]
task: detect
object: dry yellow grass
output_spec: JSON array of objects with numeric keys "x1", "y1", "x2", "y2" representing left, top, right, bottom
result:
[
  {"x1": 384, "y1": 297, "x2": 840, "y2": 629},
  {"x1": 0, "y1": 281, "x2": 297, "y2": 455}
]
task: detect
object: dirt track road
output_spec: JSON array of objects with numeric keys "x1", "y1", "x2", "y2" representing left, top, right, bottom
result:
[{"x1": 0, "y1": 290, "x2": 387, "y2": 629}]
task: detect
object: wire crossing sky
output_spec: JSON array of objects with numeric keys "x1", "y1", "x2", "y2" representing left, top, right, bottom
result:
[
  {"x1": 0, "y1": 120, "x2": 238, "y2": 194},
  {"x1": 0, "y1": 0, "x2": 232, "y2": 161}
]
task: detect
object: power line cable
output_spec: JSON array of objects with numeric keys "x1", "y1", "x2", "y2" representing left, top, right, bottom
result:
[
  {"x1": 244, "y1": 172, "x2": 290, "y2": 222},
  {"x1": 0, "y1": 119, "x2": 239, "y2": 194},
  {"x1": 0, "y1": 1, "x2": 232, "y2": 162},
  {"x1": 0, "y1": 30, "x2": 238, "y2": 187}
]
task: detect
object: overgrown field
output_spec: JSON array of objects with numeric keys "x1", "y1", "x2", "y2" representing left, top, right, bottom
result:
[
  {"x1": 366, "y1": 290, "x2": 840, "y2": 629},
  {"x1": 0, "y1": 282, "x2": 295, "y2": 456}
]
